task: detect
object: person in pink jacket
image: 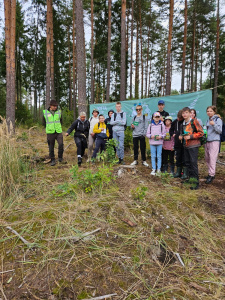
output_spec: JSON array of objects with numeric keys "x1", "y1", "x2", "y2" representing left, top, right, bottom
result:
[
  {"x1": 146, "y1": 112, "x2": 166, "y2": 175},
  {"x1": 162, "y1": 116, "x2": 175, "y2": 174}
]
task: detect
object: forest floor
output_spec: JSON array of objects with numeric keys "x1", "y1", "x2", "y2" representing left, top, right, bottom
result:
[{"x1": 0, "y1": 126, "x2": 225, "y2": 300}]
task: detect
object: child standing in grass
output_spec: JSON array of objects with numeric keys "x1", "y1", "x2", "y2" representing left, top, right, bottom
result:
[
  {"x1": 162, "y1": 116, "x2": 175, "y2": 174},
  {"x1": 146, "y1": 112, "x2": 166, "y2": 175}
]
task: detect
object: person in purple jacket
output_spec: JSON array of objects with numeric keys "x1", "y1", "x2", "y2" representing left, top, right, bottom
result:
[{"x1": 146, "y1": 112, "x2": 166, "y2": 175}]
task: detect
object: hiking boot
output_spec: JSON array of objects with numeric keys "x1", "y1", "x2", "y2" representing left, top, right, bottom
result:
[
  {"x1": 58, "y1": 158, "x2": 63, "y2": 163},
  {"x1": 142, "y1": 161, "x2": 149, "y2": 167},
  {"x1": 181, "y1": 167, "x2": 188, "y2": 180},
  {"x1": 78, "y1": 157, "x2": 82, "y2": 166},
  {"x1": 170, "y1": 165, "x2": 175, "y2": 175},
  {"x1": 174, "y1": 167, "x2": 182, "y2": 178},
  {"x1": 150, "y1": 169, "x2": 156, "y2": 176},
  {"x1": 130, "y1": 160, "x2": 138, "y2": 166},
  {"x1": 120, "y1": 159, "x2": 125, "y2": 165},
  {"x1": 162, "y1": 164, "x2": 168, "y2": 173},
  {"x1": 205, "y1": 176, "x2": 215, "y2": 184},
  {"x1": 51, "y1": 159, "x2": 56, "y2": 166}
]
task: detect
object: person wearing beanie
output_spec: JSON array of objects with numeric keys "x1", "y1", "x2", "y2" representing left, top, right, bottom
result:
[
  {"x1": 104, "y1": 110, "x2": 114, "y2": 140},
  {"x1": 162, "y1": 116, "x2": 175, "y2": 174},
  {"x1": 66, "y1": 112, "x2": 90, "y2": 166},
  {"x1": 87, "y1": 108, "x2": 99, "y2": 161},
  {"x1": 42, "y1": 100, "x2": 64, "y2": 166}
]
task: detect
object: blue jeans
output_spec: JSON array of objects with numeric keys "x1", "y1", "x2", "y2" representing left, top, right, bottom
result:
[
  {"x1": 113, "y1": 130, "x2": 124, "y2": 159},
  {"x1": 150, "y1": 145, "x2": 162, "y2": 170}
]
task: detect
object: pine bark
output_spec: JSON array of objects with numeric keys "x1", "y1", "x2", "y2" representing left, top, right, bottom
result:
[
  {"x1": 191, "y1": 3, "x2": 196, "y2": 91},
  {"x1": 106, "y1": 0, "x2": 111, "y2": 102},
  {"x1": 145, "y1": 0, "x2": 151, "y2": 98},
  {"x1": 213, "y1": 0, "x2": 220, "y2": 105},
  {"x1": 72, "y1": 0, "x2": 77, "y2": 118},
  {"x1": 76, "y1": 0, "x2": 86, "y2": 113},
  {"x1": 68, "y1": 28, "x2": 72, "y2": 110},
  {"x1": 120, "y1": 0, "x2": 126, "y2": 101},
  {"x1": 135, "y1": 18, "x2": 139, "y2": 99},
  {"x1": 4, "y1": 0, "x2": 16, "y2": 132},
  {"x1": 129, "y1": 0, "x2": 134, "y2": 99},
  {"x1": 181, "y1": 0, "x2": 187, "y2": 93},
  {"x1": 46, "y1": 0, "x2": 51, "y2": 107},
  {"x1": 139, "y1": 0, "x2": 143, "y2": 98},
  {"x1": 165, "y1": 0, "x2": 174, "y2": 96},
  {"x1": 50, "y1": 0, "x2": 55, "y2": 101},
  {"x1": 90, "y1": 0, "x2": 94, "y2": 103}
]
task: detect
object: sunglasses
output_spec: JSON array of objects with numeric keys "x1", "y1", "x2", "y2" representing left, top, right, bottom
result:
[{"x1": 136, "y1": 109, "x2": 142, "y2": 111}]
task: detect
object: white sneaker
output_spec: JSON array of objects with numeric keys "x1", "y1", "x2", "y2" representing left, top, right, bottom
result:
[
  {"x1": 142, "y1": 161, "x2": 149, "y2": 167},
  {"x1": 156, "y1": 170, "x2": 161, "y2": 176},
  {"x1": 130, "y1": 160, "x2": 138, "y2": 166},
  {"x1": 151, "y1": 169, "x2": 156, "y2": 175}
]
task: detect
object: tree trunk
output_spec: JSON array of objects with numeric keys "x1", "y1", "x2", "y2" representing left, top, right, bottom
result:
[
  {"x1": 213, "y1": 0, "x2": 220, "y2": 105},
  {"x1": 4, "y1": 0, "x2": 16, "y2": 132},
  {"x1": 194, "y1": 39, "x2": 198, "y2": 91},
  {"x1": 165, "y1": 0, "x2": 174, "y2": 96},
  {"x1": 129, "y1": 0, "x2": 134, "y2": 99},
  {"x1": 46, "y1": 0, "x2": 51, "y2": 108},
  {"x1": 145, "y1": 0, "x2": 151, "y2": 98},
  {"x1": 72, "y1": 0, "x2": 77, "y2": 118},
  {"x1": 135, "y1": 18, "x2": 139, "y2": 99},
  {"x1": 50, "y1": 0, "x2": 55, "y2": 101},
  {"x1": 120, "y1": 0, "x2": 126, "y2": 101},
  {"x1": 68, "y1": 27, "x2": 72, "y2": 110},
  {"x1": 191, "y1": 3, "x2": 196, "y2": 91},
  {"x1": 90, "y1": 0, "x2": 94, "y2": 103},
  {"x1": 76, "y1": 0, "x2": 86, "y2": 113},
  {"x1": 181, "y1": 0, "x2": 187, "y2": 93},
  {"x1": 200, "y1": 24, "x2": 203, "y2": 90},
  {"x1": 106, "y1": 0, "x2": 111, "y2": 102},
  {"x1": 139, "y1": 0, "x2": 143, "y2": 99}
]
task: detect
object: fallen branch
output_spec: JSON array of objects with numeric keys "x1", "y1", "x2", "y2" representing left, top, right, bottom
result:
[
  {"x1": 0, "y1": 269, "x2": 15, "y2": 274},
  {"x1": 203, "y1": 280, "x2": 225, "y2": 286},
  {"x1": 45, "y1": 228, "x2": 101, "y2": 241},
  {"x1": 6, "y1": 226, "x2": 33, "y2": 247},
  {"x1": 83, "y1": 294, "x2": 117, "y2": 300},
  {"x1": 0, "y1": 282, "x2": 8, "y2": 300},
  {"x1": 122, "y1": 219, "x2": 137, "y2": 227},
  {"x1": 64, "y1": 142, "x2": 74, "y2": 151},
  {"x1": 217, "y1": 160, "x2": 225, "y2": 166}
]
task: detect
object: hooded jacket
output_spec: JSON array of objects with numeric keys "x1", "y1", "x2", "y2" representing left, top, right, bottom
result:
[
  {"x1": 169, "y1": 119, "x2": 183, "y2": 148},
  {"x1": 146, "y1": 120, "x2": 166, "y2": 145},
  {"x1": 180, "y1": 118, "x2": 203, "y2": 148},
  {"x1": 206, "y1": 114, "x2": 222, "y2": 142},
  {"x1": 66, "y1": 117, "x2": 90, "y2": 138}
]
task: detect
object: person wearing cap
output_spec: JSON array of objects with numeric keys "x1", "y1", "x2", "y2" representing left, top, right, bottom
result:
[
  {"x1": 43, "y1": 100, "x2": 64, "y2": 166},
  {"x1": 110, "y1": 102, "x2": 127, "y2": 164},
  {"x1": 104, "y1": 110, "x2": 114, "y2": 140},
  {"x1": 162, "y1": 116, "x2": 175, "y2": 174},
  {"x1": 146, "y1": 112, "x2": 166, "y2": 175},
  {"x1": 130, "y1": 105, "x2": 149, "y2": 167},
  {"x1": 152, "y1": 100, "x2": 169, "y2": 122},
  {"x1": 88, "y1": 108, "x2": 99, "y2": 161},
  {"x1": 65, "y1": 112, "x2": 90, "y2": 166}
]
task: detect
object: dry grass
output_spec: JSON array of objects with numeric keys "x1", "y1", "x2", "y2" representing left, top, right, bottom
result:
[{"x1": 0, "y1": 126, "x2": 225, "y2": 299}]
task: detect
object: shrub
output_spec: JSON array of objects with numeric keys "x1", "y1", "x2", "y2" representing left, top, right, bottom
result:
[
  {"x1": 131, "y1": 186, "x2": 148, "y2": 201},
  {"x1": 124, "y1": 127, "x2": 133, "y2": 150}
]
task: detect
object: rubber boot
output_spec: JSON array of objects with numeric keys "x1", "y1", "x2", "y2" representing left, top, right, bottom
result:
[
  {"x1": 170, "y1": 164, "x2": 175, "y2": 176},
  {"x1": 181, "y1": 167, "x2": 188, "y2": 180},
  {"x1": 162, "y1": 164, "x2": 168, "y2": 173},
  {"x1": 51, "y1": 159, "x2": 56, "y2": 166},
  {"x1": 173, "y1": 166, "x2": 182, "y2": 178}
]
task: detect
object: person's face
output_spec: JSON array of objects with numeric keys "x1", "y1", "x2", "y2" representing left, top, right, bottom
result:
[
  {"x1": 80, "y1": 115, "x2": 86, "y2": 122},
  {"x1": 153, "y1": 116, "x2": 160, "y2": 123},
  {"x1": 136, "y1": 106, "x2": 142, "y2": 114},
  {"x1": 182, "y1": 110, "x2": 191, "y2": 120},
  {"x1": 109, "y1": 111, "x2": 113, "y2": 118},
  {"x1": 207, "y1": 108, "x2": 215, "y2": 118},
  {"x1": 165, "y1": 120, "x2": 171, "y2": 127},
  {"x1": 99, "y1": 116, "x2": 105, "y2": 123},
  {"x1": 50, "y1": 105, "x2": 58, "y2": 111},
  {"x1": 93, "y1": 111, "x2": 98, "y2": 118},
  {"x1": 158, "y1": 104, "x2": 165, "y2": 112},
  {"x1": 116, "y1": 104, "x2": 121, "y2": 112},
  {"x1": 190, "y1": 110, "x2": 196, "y2": 119}
]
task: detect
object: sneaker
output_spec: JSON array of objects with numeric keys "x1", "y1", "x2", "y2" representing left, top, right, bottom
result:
[
  {"x1": 130, "y1": 160, "x2": 138, "y2": 166},
  {"x1": 78, "y1": 157, "x2": 82, "y2": 166},
  {"x1": 142, "y1": 161, "x2": 149, "y2": 167},
  {"x1": 205, "y1": 176, "x2": 215, "y2": 184},
  {"x1": 156, "y1": 170, "x2": 161, "y2": 176},
  {"x1": 50, "y1": 159, "x2": 56, "y2": 166},
  {"x1": 150, "y1": 169, "x2": 156, "y2": 176},
  {"x1": 58, "y1": 158, "x2": 63, "y2": 163}
]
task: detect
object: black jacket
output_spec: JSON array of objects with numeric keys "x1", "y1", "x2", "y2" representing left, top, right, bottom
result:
[
  {"x1": 104, "y1": 117, "x2": 113, "y2": 138},
  {"x1": 67, "y1": 119, "x2": 90, "y2": 139},
  {"x1": 169, "y1": 119, "x2": 183, "y2": 148}
]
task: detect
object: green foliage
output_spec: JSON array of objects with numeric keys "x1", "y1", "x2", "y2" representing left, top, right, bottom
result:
[
  {"x1": 131, "y1": 186, "x2": 148, "y2": 201},
  {"x1": 61, "y1": 108, "x2": 75, "y2": 128},
  {"x1": 52, "y1": 183, "x2": 76, "y2": 199},
  {"x1": 160, "y1": 172, "x2": 173, "y2": 184},
  {"x1": 198, "y1": 146, "x2": 205, "y2": 160},
  {"x1": 17, "y1": 131, "x2": 28, "y2": 141},
  {"x1": 96, "y1": 139, "x2": 118, "y2": 164},
  {"x1": 70, "y1": 164, "x2": 113, "y2": 193},
  {"x1": 124, "y1": 127, "x2": 133, "y2": 150},
  {"x1": 15, "y1": 101, "x2": 33, "y2": 126}
]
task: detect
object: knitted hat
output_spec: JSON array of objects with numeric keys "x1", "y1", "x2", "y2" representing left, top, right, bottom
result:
[{"x1": 165, "y1": 116, "x2": 173, "y2": 122}]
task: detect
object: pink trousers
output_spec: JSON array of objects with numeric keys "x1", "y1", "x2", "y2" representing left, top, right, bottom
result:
[{"x1": 205, "y1": 141, "x2": 220, "y2": 176}]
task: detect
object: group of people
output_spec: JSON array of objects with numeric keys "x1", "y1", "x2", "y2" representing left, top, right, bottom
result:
[{"x1": 43, "y1": 99, "x2": 223, "y2": 190}]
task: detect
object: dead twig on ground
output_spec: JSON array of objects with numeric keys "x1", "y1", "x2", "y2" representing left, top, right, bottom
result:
[
  {"x1": 5, "y1": 226, "x2": 33, "y2": 247},
  {"x1": 83, "y1": 294, "x2": 117, "y2": 300},
  {"x1": 45, "y1": 228, "x2": 101, "y2": 241}
]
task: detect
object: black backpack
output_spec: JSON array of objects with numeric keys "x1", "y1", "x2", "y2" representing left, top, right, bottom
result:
[
  {"x1": 114, "y1": 112, "x2": 127, "y2": 129},
  {"x1": 214, "y1": 116, "x2": 225, "y2": 142}
]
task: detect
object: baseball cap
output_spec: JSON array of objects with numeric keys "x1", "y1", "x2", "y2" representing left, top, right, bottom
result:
[
  {"x1": 158, "y1": 100, "x2": 165, "y2": 105},
  {"x1": 153, "y1": 112, "x2": 161, "y2": 117},
  {"x1": 165, "y1": 116, "x2": 173, "y2": 122},
  {"x1": 92, "y1": 108, "x2": 99, "y2": 114}
]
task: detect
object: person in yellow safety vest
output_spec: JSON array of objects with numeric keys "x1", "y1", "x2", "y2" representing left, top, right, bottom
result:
[
  {"x1": 91, "y1": 114, "x2": 109, "y2": 161},
  {"x1": 43, "y1": 100, "x2": 64, "y2": 166}
]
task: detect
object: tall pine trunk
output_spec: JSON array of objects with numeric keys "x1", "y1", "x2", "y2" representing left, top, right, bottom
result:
[
  {"x1": 120, "y1": 0, "x2": 126, "y2": 101},
  {"x1": 139, "y1": 0, "x2": 143, "y2": 98},
  {"x1": 46, "y1": 0, "x2": 51, "y2": 107},
  {"x1": 181, "y1": 0, "x2": 187, "y2": 93},
  {"x1": 90, "y1": 0, "x2": 94, "y2": 103},
  {"x1": 4, "y1": 0, "x2": 16, "y2": 132},
  {"x1": 68, "y1": 28, "x2": 72, "y2": 110},
  {"x1": 213, "y1": 0, "x2": 220, "y2": 105},
  {"x1": 76, "y1": 0, "x2": 86, "y2": 113},
  {"x1": 145, "y1": 0, "x2": 151, "y2": 98},
  {"x1": 135, "y1": 19, "x2": 139, "y2": 99},
  {"x1": 72, "y1": 0, "x2": 77, "y2": 118},
  {"x1": 106, "y1": 0, "x2": 111, "y2": 102},
  {"x1": 165, "y1": 0, "x2": 174, "y2": 96},
  {"x1": 129, "y1": 0, "x2": 134, "y2": 99},
  {"x1": 191, "y1": 3, "x2": 196, "y2": 91},
  {"x1": 50, "y1": 0, "x2": 55, "y2": 101}
]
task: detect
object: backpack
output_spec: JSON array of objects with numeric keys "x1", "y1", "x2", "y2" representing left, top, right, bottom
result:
[
  {"x1": 190, "y1": 120, "x2": 207, "y2": 146},
  {"x1": 114, "y1": 112, "x2": 127, "y2": 129},
  {"x1": 214, "y1": 116, "x2": 225, "y2": 142}
]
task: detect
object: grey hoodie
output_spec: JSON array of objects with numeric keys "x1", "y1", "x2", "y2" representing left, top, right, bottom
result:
[
  {"x1": 206, "y1": 114, "x2": 222, "y2": 142},
  {"x1": 110, "y1": 111, "x2": 126, "y2": 132},
  {"x1": 131, "y1": 115, "x2": 148, "y2": 137}
]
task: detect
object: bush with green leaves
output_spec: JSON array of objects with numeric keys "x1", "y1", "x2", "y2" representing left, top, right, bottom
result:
[
  {"x1": 131, "y1": 186, "x2": 148, "y2": 201},
  {"x1": 96, "y1": 138, "x2": 118, "y2": 164},
  {"x1": 124, "y1": 127, "x2": 133, "y2": 150}
]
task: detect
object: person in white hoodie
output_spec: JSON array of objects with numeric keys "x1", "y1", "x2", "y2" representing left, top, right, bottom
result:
[{"x1": 88, "y1": 108, "x2": 99, "y2": 161}]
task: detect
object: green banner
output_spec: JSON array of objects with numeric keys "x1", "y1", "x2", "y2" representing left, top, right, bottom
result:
[{"x1": 90, "y1": 90, "x2": 212, "y2": 126}]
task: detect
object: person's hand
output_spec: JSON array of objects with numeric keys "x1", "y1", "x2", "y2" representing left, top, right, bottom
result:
[
  {"x1": 101, "y1": 128, "x2": 104, "y2": 131},
  {"x1": 173, "y1": 134, "x2": 175, "y2": 137},
  {"x1": 179, "y1": 135, "x2": 183, "y2": 140},
  {"x1": 65, "y1": 133, "x2": 69, "y2": 136},
  {"x1": 131, "y1": 124, "x2": 135, "y2": 129},
  {"x1": 151, "y1": 135, "x2": 155, "y2": 139},
  {"x1": 156, "y1": 135, "x2": 161, "y2": 140},
  {"x1": 160, "y1": 116, "x2": 164, "y2": 122},
  {"x1": 91, "y1": 132, "x2": 95, "y2": 137},
  {"x1": 209, "y1": 120, "x2": 215, "y2": 126},
  {"x1": 184, "y1": 135, "x2": 190, "y2": 140}
]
